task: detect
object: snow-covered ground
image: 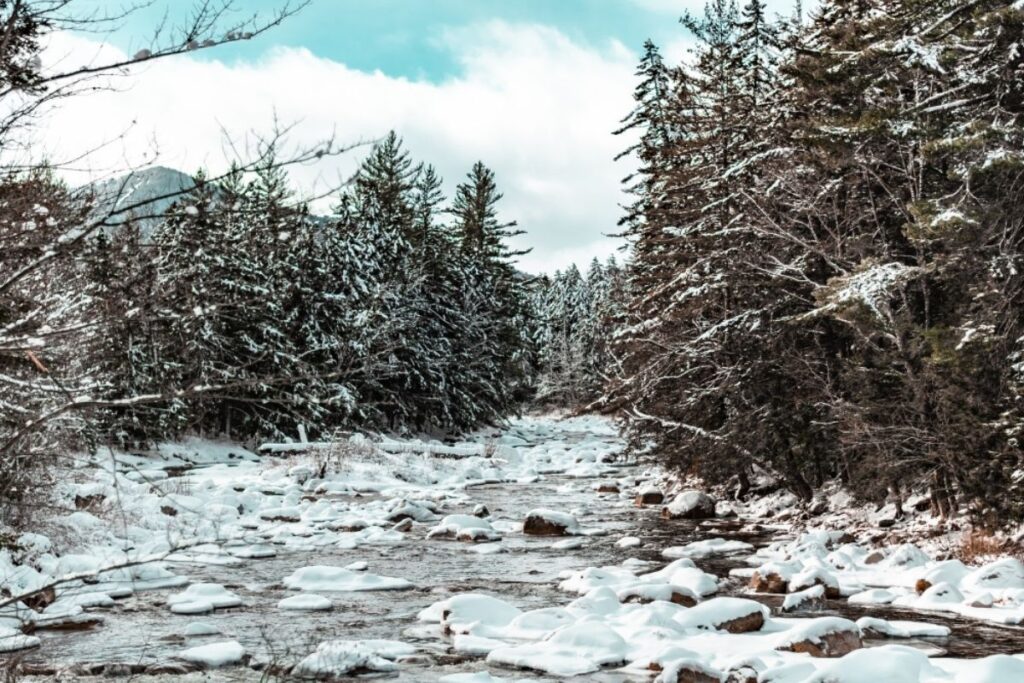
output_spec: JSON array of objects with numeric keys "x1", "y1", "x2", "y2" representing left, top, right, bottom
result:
[{"x1": 2, "y1": 415, "x2": 1024, "y2": 681}]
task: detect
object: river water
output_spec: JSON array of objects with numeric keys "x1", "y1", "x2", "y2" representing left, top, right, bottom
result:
[{"x1": 17, "y1": 419, "x2": 1024, "y2": 680}]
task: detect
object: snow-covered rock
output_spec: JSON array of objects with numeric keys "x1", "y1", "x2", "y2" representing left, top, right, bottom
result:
[
  {"x1": 283, "y1": 566, "x2": 412, "y2": 592},
  {"x1": 661, "y1": 491, "x2": 716, "y2": 520}
]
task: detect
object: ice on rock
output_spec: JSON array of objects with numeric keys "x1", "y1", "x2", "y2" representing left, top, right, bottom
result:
[
  {"x1": 166, "y1": 583, "x2": 241, "y2": 614},
  {"x1": 278, "y1": 593, "x2": 333, "y2": 611},
  {"x1": 486, "y1": 621, "x2": 629, "y2": 676},
  {"x1": 616, "y1": 536, "x2": 641, "y2": 548},
  {"x1": 427, "y1": 515, "x2": 501, "y2": 542},
  {"x1": 283, "y1": 565, "x2": 412, "y2": 592},
  {"x1": 178, "y1": 639, "x2": 245, "y2": 668}
]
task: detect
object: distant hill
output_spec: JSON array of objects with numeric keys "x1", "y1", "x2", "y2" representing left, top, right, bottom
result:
[{"x1": 84, "y1": 166, "x2": 198, "y2": 235}]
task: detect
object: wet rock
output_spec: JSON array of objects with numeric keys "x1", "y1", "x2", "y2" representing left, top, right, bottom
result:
[
  {"x1": 23, "y1": 586, "x2": 56, "y2": 611},
  {"x1": 597, "y1": 484, "x2": 620, "y2": 494},
  {"x1": 523, "y1": 509, "x2": 578, "y2": 536},
  {"x1": 75, "y1": 493, "x2": 105, "y2": 510},
  {"x1": 789, "y1": 567, "x2": 841, "y2": 600},
  {"x1": 661, "y1": 491, "x2": 716, "y2": 520},
  {"x1": 879, "y1": 518, "x2": 896, "y2": 528},
  {"x1": 725, "y1": 666, "x2": 759, "y2": 683},
  {"x1": 657, "y1": 660, "x2": 724, "y2": 683},
  {"x1": 618, "y1": 584, "x2": 700, "y2": 607},
  {"x1": 145, "y1": 661, "x2": 203, "y2": 675},
  {"x1": 635, "y1": 488, "x2": 664, "y2": 507},
  {"x1": 676, "y1": 598, "x2": 767, "y2": 634},
  {"x1": 776, "y1": 617, "x2": 863, "y2": 658},
  {"x1": 781, "y1": 585, "x2": 826, "y2": 613},
  {"x1": 808, "y1": 499, "x2": 828, "y2": 516},
  {"x1": 864, "y1": 550, "x2": 885, "y2": 564},
  {"x1": 749, "y1": 569, "x2": 788, "y2": 594},
  {"x1": 160, "y1": 505, "x2": 178, "y2": 517}
]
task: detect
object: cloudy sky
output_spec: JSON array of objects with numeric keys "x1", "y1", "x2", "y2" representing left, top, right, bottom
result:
[{"x1": 42, "y1": 0, "x2": 800, "y2": 273}]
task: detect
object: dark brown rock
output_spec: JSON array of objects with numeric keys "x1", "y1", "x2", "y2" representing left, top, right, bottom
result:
[
  {"x1": 915, "y1": 578, "x2": 932, "y2": 595},
  {"x1": 75, "y1": 494, "x2": 105, "y2": 510},
  {"x1": 597, "y1": 484, "x2": 620, "y2": 494},
  {"x1": 23, "y1": 586, "x2": 56, "y2": 611},
  {"x1": 749, "y1": 570, "x2": 788, "y2": 594},
  {"x1": 160, "y1": 505, "x2": 178, "y2": 517},
  {"x1": 718, "y1": 611, "x2": 765, "y2": 634},
  {"x1": 864, "y1": 550, "x2": 885, "y2": 564},
  {"x1": 635, "y1": 490, "x2": 664, "y2": 507},
  {"x1": 778, "y1": 629, "x2": 863, "y2": 658},
  {"x1": 523, "y1": 515, "x2": 570, "y2": 536}
]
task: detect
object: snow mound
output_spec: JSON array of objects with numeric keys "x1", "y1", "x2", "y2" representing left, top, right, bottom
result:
[{"x1": 283, "y1": 566, "x2": 412, "y2": 592}]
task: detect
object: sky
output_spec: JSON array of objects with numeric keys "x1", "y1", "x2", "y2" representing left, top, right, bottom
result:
[{"x1": 40, "y1": 0, "x2": 801, "y2": 273}]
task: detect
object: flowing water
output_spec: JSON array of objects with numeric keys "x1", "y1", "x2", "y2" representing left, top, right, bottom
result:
[{"x1": 13, "y1": 422, "x2": 1024, "y2": 680}]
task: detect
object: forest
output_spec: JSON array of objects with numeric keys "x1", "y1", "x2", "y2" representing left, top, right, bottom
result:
[
  {"x1": 605, "y1": 0, "x2": 1024, "y2": 525},
  {"x1": 3, "y1": 0, "x2": 1024, "y2": 530}
]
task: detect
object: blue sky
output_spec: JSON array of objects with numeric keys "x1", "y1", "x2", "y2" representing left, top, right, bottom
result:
[
  {"x1": 95, "y1": 0, "x2": 798, "y2": 80},
  {"x1": 55, "y1": 0, "x2": 801, "y2": 272}
]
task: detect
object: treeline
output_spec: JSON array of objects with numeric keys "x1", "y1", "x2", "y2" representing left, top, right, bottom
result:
[
  {"x1": 608, "y1": 0, "x2": 1024, "y2": 522},
  {"x1": 530, "y1": 258, "x2": 624, "y2": 408},
  {"x1": 2, "y1": 132, "x2": 535, "y2": 478}
]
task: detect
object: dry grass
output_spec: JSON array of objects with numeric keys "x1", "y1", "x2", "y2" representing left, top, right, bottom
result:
[{"x1": 956, "y1": 530, "x2": 1024, "y2": 563}]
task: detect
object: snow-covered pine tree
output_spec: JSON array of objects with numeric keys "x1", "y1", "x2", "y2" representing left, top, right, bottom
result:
[{"x1": 451, "y1": 161, "x2": 534, "y2": 415}]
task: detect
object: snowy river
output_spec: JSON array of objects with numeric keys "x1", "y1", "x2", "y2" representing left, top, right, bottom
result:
[{"x1": 6, "y1": 416, "x2": 1024, "y2": 681}]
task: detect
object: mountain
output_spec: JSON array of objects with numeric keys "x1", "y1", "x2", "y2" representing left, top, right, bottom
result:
[{"x1": 84, "y1": 166, "x2": 198, "y2": 234}]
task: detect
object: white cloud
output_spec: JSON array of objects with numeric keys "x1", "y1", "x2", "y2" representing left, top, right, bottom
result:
[{"x1": 31, "y1": 22, "x2": 640, "y2": 274}]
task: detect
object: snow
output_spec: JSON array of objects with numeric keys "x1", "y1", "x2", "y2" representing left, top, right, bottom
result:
[
  {"x1": 166, "y1": 583, "x2": 241, "y2": 614},
  {"x1": 486, "y1": 621, "x2": 629, "y2": 676},
  {"x1": 291, "y1": 640, "x2": 405, "y2": 679},
  {"x1": 278, "y1": 593, "x2": 333, "y2": 611},
  {"x1": 428, "y1": 514, "x2": 501, "y2": 542},
  {"x1": 178, "y1": 640, "x2": 245, "y2": 668},
  {"x1": 663, "y1": 538, "x2": 752, "y2": 559},
  {"x1": 282, "y1": 565, "x2": 412, "y2": 592},
  {"x1": 14, "y1": 415, "x2": 1024, "y2": 681}
]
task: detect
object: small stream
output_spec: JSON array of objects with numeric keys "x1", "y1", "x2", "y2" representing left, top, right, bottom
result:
[{"x1": 13, "y1": 424, "x2": 1024, "y2": 680}]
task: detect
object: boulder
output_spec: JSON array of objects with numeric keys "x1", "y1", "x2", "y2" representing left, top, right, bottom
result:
[
  {"x1": 661, "y1": 491, "x2": 716, "y2": 520},
  {"x1": 654, "y1": 659, "x2": 724, "y2": 683},
  {"x1": 635, "y1": 487, "x2": 665, "y2": 506},
  {"x1": 776, "y1": 617, "x2": 863, "y2": 658},
  {"x1": 749, "y1": 569, "x2": 789, "y2": 594},
  {"x1": 675, "y1": 597, "x2": 768, "y2": 634},
  {"x1": 523, "y1": 509, "x2": 579, "y2": 536},
  {"x1": 597, "y1": 484, "x2": 621, "y2": 494},
  {"x1": 781, "y1": 585, "x2": 826, "y2": 613}
]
